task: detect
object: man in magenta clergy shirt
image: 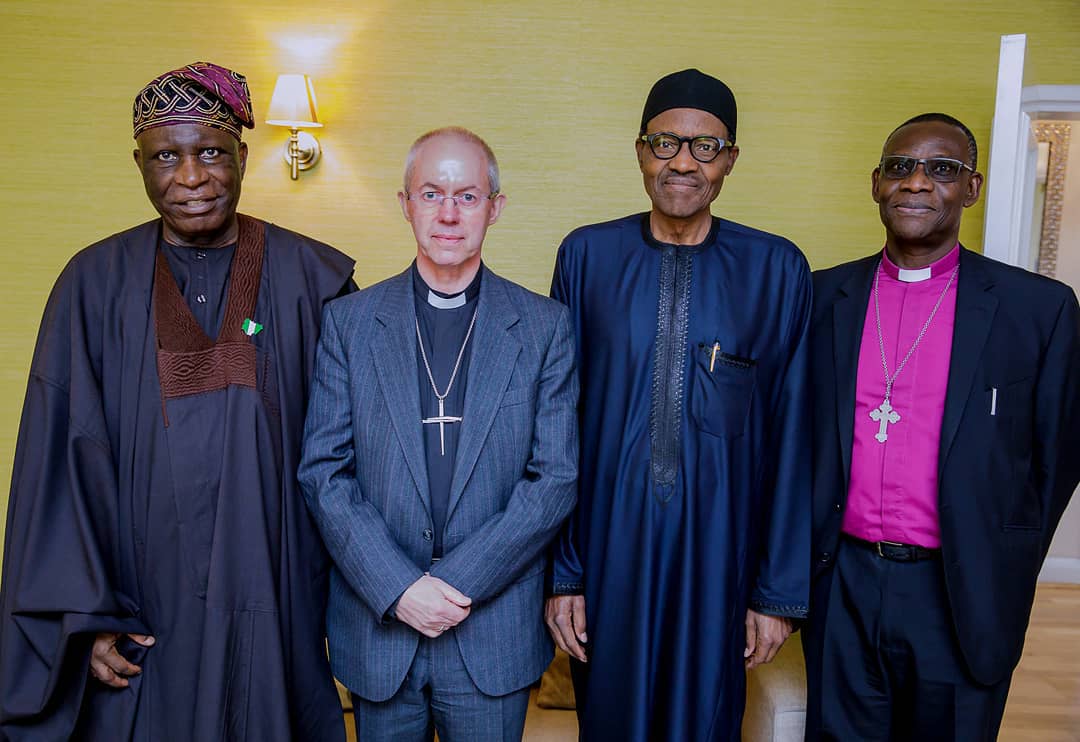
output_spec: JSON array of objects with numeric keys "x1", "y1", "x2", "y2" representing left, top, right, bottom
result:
[{"x1": 803, "y1": 113, "x2": 1080, "y2": 740}]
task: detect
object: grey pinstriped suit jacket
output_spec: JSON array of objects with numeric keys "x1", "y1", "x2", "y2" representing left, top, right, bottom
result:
[{"x1": 298, "y1": 266, "x2": 578, "y2": 702}]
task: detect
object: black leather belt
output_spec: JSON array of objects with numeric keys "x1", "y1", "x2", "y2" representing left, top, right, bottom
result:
[{"x1": 844, "y1": 535, "x2": 941, "y2": 563}]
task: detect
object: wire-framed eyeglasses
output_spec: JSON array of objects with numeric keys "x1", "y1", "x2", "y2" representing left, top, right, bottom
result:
[
  {"x1": 639, "y1": 132, "x2": 732, "y2": 163},
  {"x1": 878, "y1": 156, "x2": 975, "y2": 183},
  {"x1": 405, "y1": 190, "x2": 498, "y2": 211}
]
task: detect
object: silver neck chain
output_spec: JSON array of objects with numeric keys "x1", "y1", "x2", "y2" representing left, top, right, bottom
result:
[
  {"x1": 415, "y1": 308, "x2": 479, "y2": 402},
  {"x1": 873, "y1": 260, "x2": 958, "y2": 404}
]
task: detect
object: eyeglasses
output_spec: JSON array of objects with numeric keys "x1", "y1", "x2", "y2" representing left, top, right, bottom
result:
[
  {"x1": 639, "y1": 132, "x2": 732, "y2": 163},
  {"x1": 405, "y1": 190, "x2": 497, "y2": 211},
  {"x1": 878, "y1": 156, "x2": 975, "y2": 183}
]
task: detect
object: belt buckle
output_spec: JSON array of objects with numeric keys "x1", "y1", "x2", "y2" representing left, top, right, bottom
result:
[{"x1": 877, "y1": 540, "x2": 904, "y2": 558}]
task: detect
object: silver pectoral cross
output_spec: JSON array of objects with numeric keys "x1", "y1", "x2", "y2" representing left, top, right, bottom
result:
[
  {"x1": 422, "y1": 398, "x2": 462, "y2": 456},
  {"x1": 869, "y1": 400, "x2": 900, "y2": 443}
]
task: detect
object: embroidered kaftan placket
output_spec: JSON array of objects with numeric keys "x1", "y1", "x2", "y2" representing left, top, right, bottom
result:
[{"x1": 648, "y1": 245, "x2": 693, "y2": 499}]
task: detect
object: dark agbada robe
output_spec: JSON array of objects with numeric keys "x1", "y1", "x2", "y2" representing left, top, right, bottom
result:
[
  {"x1": 0, "y1": 215, "x2": 354, "y2": 741},
  {"x1": 550, "y1": 214, "x2": 812, "y2": 741}
]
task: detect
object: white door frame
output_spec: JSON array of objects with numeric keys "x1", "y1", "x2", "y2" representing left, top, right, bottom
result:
[
  {"x1": 983, "y1": 33, "x2": 1080, "y2": 269},
  {"x1": 983, "y1": 34, "x2": 1028, "y2": 267}
]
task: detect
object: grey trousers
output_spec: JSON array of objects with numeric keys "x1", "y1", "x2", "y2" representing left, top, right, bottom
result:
[{"x1": 350, "y1": 633, "x2": 531, "y2": 742}]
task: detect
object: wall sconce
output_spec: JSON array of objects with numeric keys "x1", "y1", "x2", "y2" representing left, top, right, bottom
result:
[{"x1": 266, "y1": 74, "x2": 323, "y2": 180}]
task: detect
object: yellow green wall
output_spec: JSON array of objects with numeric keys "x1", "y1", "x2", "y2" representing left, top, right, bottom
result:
[{"x1": 2, "y1": 1, "x2": 1080, "y2": 548}]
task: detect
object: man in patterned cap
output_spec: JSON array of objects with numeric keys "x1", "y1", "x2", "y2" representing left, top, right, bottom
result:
[
  {"x1": 0, "y1": 62, "x2": 355, "y2": 740},
  {"x1": 546, "y1": 68, "x2": 811, "y2": 740}
]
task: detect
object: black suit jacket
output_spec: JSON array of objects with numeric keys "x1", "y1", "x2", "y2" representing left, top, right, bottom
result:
[{"x1": 809, "y1": 247, "x2": 1080, "y2": 685}]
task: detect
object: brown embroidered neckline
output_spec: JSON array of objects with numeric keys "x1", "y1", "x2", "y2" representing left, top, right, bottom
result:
[{"x1": 153, "y1": 215, "x2": 265, "y2": 424}]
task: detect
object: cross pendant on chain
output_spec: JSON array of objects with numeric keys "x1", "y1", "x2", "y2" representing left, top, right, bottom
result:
[
  {"x1": 869, "y1": 399, "x2": 900, "y2": 443},
  {"x1": 422, "y1": 398, "x2": 462, "y2": 456}
]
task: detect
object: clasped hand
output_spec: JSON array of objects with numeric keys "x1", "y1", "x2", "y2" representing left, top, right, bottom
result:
[{"x1": 395, "y1": 574, "x2": 472, "y2": 638}]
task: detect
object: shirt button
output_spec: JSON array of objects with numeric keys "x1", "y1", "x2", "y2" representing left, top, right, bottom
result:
[
  {"x1": 819, "y1": 552, "x2": 831, "y2": 563},
  {"x1": 422, "y1": 528, "x2": 433, "y2": 541},
  {"x1": 834, "y1": 502, "x2": 842, "y2": 512},
  {"x1": 196, "y1": 294, "x2": 207, "y2": 303},
  {"x1": 195, "y1": 251, "x2": 206, "y2": 260}
]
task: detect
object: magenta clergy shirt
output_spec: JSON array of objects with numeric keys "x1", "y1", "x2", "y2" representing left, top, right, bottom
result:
[{"x1": 842, "y1": 244, "x2": 960, "y2": 548}]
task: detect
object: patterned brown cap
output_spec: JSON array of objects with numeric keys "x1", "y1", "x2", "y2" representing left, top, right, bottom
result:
[{"x1": 133, "y1": 62, "x2": 255, "y2": 140}]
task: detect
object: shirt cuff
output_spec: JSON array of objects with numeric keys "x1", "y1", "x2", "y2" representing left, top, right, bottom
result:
[
  {"x1": 749, "y1": 596, "x2": 808, "y2": 619},
  {"x1": 551, "y1": 580, "x2": 584, "y2": 596}
]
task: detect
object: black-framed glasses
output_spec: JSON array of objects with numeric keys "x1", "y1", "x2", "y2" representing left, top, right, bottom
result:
[
  {"x1": 405, "y1": 190, "x2": 498, "y2": 211},
  {"x1": 878, "y1": 156, "x2": 975, "y2": 183},
  {"x1": 639, "y1": 132, "x2": 732, "y2": 163}
]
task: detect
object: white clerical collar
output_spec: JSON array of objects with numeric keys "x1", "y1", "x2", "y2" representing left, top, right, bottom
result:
[
  {"x1": 413, "y1": 262, "x2": 483, "y2": 309},
  {"x1": 897, "y1": 266, "x2": 932, "y2": 283},
  {"x1": 427, "y1": 290, "x2": 467, "y2": 309},
  {"x1": 881, "y1": 243, "x2": 961, "y2": 283}
]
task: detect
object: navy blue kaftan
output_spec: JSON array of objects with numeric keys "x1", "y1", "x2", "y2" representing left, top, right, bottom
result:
[
  {"x1": 0, "y1": 218, "x2": 354, "y2": 741},
  {"x1": 550, "y1": 214, "x2": 811, "y2": 741}
]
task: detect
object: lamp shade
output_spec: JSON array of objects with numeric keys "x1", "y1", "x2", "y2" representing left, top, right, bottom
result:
[{"x1": 266, "y1": 74, "x2": 323, "y2": 128}]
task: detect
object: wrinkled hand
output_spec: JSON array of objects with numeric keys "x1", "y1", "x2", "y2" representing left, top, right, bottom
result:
[
  {"x1": 744, "y1": 609, "x2": 792, "y2": 669},
  {"x1": 395, "y1": 575, "x2": 472, "y2": 638},
  {"x1": 89, "y1": 632, "x2": 155, "y2": 688},
  {"x1": 545, "y1": 595, "x2": 587, "y2": 663}
]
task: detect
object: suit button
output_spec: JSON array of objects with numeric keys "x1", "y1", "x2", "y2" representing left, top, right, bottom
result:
[
  {"x1": 819, "y1": 552, "x2": 831, "y2": 563},
  {"x1": 422, "y1": 528, "x2": 433, "y2": 541},
  {"x1": 834, "y1": 502, "x2": 842, "y2": 512}
]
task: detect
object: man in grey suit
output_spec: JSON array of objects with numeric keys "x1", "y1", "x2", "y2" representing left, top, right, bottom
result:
[{"x1": 299, "y1": 127, "x2": 578, "y2": 741}]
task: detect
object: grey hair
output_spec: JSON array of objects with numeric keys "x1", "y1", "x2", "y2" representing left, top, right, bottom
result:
[{"x1": 403, "y1": 126, "x2": 501, "y2": 194}]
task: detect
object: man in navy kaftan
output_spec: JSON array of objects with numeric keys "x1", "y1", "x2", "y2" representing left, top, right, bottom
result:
[{"x1": 545, "y1": 68, "x2": 811, "y2": 742}]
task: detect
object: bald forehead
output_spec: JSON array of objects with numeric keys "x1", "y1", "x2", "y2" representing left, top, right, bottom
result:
[
  {"x1": 405, "y1": 134, "x2": 491, "y2": 189},
  {"x1": 413, "y1": 133, "x2": 486, "y2": 165}
]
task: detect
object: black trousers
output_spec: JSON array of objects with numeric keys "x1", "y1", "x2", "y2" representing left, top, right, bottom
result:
[{"x1": 803, "y1": 539, "x2": 1012, "y2": 741}]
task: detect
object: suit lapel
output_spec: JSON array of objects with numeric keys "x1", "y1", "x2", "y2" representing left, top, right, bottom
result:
[
  {"x1": 446, "y1": 272, "x2": 521, "y2": 522},
  {"x1": 938, "y1": 248, "x2": 998, "y2": 475},
  {"x1": 371, "y1": 270, "x2": 432, "y2": 515},
  {"x1": 833, "y1": 257, "x2": 877, "y2": 488}
]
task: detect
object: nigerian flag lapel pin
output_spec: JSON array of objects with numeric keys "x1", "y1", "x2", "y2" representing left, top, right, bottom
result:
[{"x1": 242, "y1": 318, "x2": 264, "y2": 337}]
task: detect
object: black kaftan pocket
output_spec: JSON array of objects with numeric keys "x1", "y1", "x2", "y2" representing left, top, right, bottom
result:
[{"x1": 690, "y1": 342, "x2": 756, "y2": 438}]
